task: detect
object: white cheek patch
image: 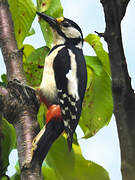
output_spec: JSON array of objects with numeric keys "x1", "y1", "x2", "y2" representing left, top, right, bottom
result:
[
  {"x1": 62, "y1": 26, "x2": 81, "y2": 39},
  {"x1": 66, "y1": 50, "x2": 79, "y2": 100},
  {"x1": 52, "y1": 30, "x2": 65, "y2": 47}
]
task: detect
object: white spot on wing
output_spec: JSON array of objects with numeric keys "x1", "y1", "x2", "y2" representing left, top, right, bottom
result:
[
  {"x1": 60, "y1": 99, "x2": 64, "y2": 104},
  {"x1": 63, "y1": 94, "x2": 67, "y2": 98},
  {"x1": 64, "y1": 121, "x2": 69, "y2": 127},
  {"x1": 70, "y1": 101, "x2": 76, "y2": 106},
  {"x1": 72, "y1": 115, "x2": 76, "y2": 120},
  {"x1": 65, "y1": 107, "x2": 68, "y2": 111},
  {"x1": 62, "y1": 109, "x2": 66, "y2": 115}
]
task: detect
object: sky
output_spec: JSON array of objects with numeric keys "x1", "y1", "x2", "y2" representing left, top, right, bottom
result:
[{"x1": 1, "y1": 0, "x2": 135, "y2": 180}]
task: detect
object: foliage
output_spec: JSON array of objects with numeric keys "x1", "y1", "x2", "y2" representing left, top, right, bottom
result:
[
  {"x1": 8, "y1": 0, "x2": 36, "y2": 48},
  {"x1": 23, "y1": 45, "x2": 50, "y2": 86},
  {"x1": 37, "y1": 0, "x2": 63, "y2": 48},
  {"x1": 44, "y1": 135, "x2": 110, "y2": 180},
  {"x1": 0, "y1": 0, "x2": 113, "y2": 179},
  {"x1": 80, "y1": 34, "x2": 113, "y2": 138},
  {"x1": 0, "y1": 118, "x2": 16, "y2": 175}
]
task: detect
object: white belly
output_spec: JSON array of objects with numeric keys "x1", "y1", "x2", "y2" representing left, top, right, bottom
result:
[{"x1": 40, "y1": 46, "x2": 64, "y2": 103}]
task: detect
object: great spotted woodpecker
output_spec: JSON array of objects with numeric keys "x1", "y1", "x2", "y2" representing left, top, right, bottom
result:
[{"x1": 33, "y1": 12, "x2": 87, "y2": 157}]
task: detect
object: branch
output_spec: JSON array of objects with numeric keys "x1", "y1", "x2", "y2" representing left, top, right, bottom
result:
[
  {"x1": 0, "y1": 88, "x2": 4, "y2": 176},
  {"x1": 0, "y1": 85, "x2": 9, "y2": 177},
  {"x1": 119, "y1": 0, "x2": 130, "y2": 20},
  {"x1": 0, "y1": 0, "x2": 41, "y2": 179},
  {"x1": 0, "y1": 0, "x2": 25, "y2": 82},
  {"x1": 100, "y1": 0, "x2": 135, "y2": 179}
]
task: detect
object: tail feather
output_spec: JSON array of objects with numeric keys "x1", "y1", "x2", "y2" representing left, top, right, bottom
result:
[
  {"x1": 67, "y1": 135, "x2": 73, "y2": 152},
  {"x1": 32, "y1": 119, "x2": 64, "y2": 166}
]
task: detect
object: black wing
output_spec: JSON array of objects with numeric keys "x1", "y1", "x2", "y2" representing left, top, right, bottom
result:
[{"x1": 53, "y1": 46, "x2": 87, "y2": 151}]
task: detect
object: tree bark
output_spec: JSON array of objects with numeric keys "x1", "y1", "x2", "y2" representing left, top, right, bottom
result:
[
  {"x1": 100, "y1": 0, "x2": 135, "y2": 179},
  {"x1": 0, "y1": 0, "x2": 41, "y2": 179}
]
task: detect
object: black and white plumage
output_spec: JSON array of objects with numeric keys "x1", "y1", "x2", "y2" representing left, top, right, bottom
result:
[{"x1": 37, "y1": 12, "x2": 87, "y2": 151}]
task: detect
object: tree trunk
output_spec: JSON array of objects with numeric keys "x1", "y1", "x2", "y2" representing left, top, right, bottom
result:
[
  {"x1": 101, "y1": 0, "x2": 135, "y2": 179},
  {"x1": 0, "y1": 0, "x2": 41, "y2": 179}
]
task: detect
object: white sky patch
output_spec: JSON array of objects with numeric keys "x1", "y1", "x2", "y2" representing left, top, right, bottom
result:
[
  {"x1": 0, "y1": 51, "x2": 6, "y2": 78},
  {"x1": 121, "y1": 0, "x2": 135, "y2": 90},
  {"x1": 77, "y1": 117, "x2": 122, "y2": 180},
  {"x1": 6, "y1": 149, "x2": 18, "y2": 177}
]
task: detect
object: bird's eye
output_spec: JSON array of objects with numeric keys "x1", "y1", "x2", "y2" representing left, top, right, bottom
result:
[{"x1": 62, "y1": 22, "x2": 70, "y2": 27}]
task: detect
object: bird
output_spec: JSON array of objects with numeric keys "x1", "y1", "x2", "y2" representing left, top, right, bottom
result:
[{"x1": 34, "y1": 12, "x2": 87, "y2": 155}]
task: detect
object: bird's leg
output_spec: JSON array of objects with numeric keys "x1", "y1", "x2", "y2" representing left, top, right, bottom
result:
[{"x1": 31, "y1": 125, "x2": 46, "y2": 159}]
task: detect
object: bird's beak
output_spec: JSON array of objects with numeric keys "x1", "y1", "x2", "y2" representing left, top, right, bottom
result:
[{"x1": 37, "y1": 12, "x2": 59, "y2": 29}]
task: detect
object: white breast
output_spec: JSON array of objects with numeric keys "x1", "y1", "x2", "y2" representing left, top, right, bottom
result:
[{"x1": 40, "y1": 46, "x2": 64, "y2": 102}]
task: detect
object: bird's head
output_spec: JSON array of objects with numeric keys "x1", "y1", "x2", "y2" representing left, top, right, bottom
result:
[{"x1": 37, "y1": 12, "x2": 83, "y2": 48}]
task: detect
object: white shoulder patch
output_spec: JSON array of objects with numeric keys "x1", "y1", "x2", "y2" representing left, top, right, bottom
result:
[{"x1": 66, "y1": 49, "x2": 79, "y2": 101}]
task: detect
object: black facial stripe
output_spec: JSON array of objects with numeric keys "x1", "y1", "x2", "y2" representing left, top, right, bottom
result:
[{"x1": 65, "y1": 37, "x2": 82, "y2": 46}]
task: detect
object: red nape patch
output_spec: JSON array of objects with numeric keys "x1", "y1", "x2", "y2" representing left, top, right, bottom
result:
[{"x1": 46, "y1": 105, "x2": 62, "y2": 124}]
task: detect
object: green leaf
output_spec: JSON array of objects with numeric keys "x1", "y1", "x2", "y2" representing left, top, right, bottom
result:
[
  {"x1": 1, "y1": 176, "x2": 9, "y2": 180},
  {"x1": 45, "y1": 136, "x2": 110, "y2": 180},
  {"x1": 1, "y1": 118, "x2": 16, "y2": 174},
  {"x1": 23, "y1": 44, "x2": 35, "y2": 59},
  {"x1": 37, "y1": 104, "x2": 46, "y2": 129},
  {"x1": 10, "y1": 174, "x2": 20, "y2": 180},
  {"x1": 85, "y1": 34, "x2": 111, "y2": 76},
  {"x1": 78, "y1": 34, "x2": 113, "y2": 138},
  {"x1": 42, "y1": 163, "x2": 57, "y2": 180},
  {"x1": 26, "y1": 28, "x2": 35, "y2": 37},
  {"x1": 23, "y1": 46, "x2": 49, "y2": 86},
  {"x1": 80, "y1": 69, "x2": 113, "y2": 138},
  {"x1": 37, "y1": 0, "x2": 63, "y2": 48},
  {"x1": 8, "y1": 0, "x2": 36, "y2": 48},
  {"x1": 0, "y1": 74, "x2": 7, "y2": 86},
  {"x1": 85, "y1": 56, "x2": 103, "y2": 76},
  {"x1": 1, "y1": 74, "x2": 7, "y2": 84}
]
